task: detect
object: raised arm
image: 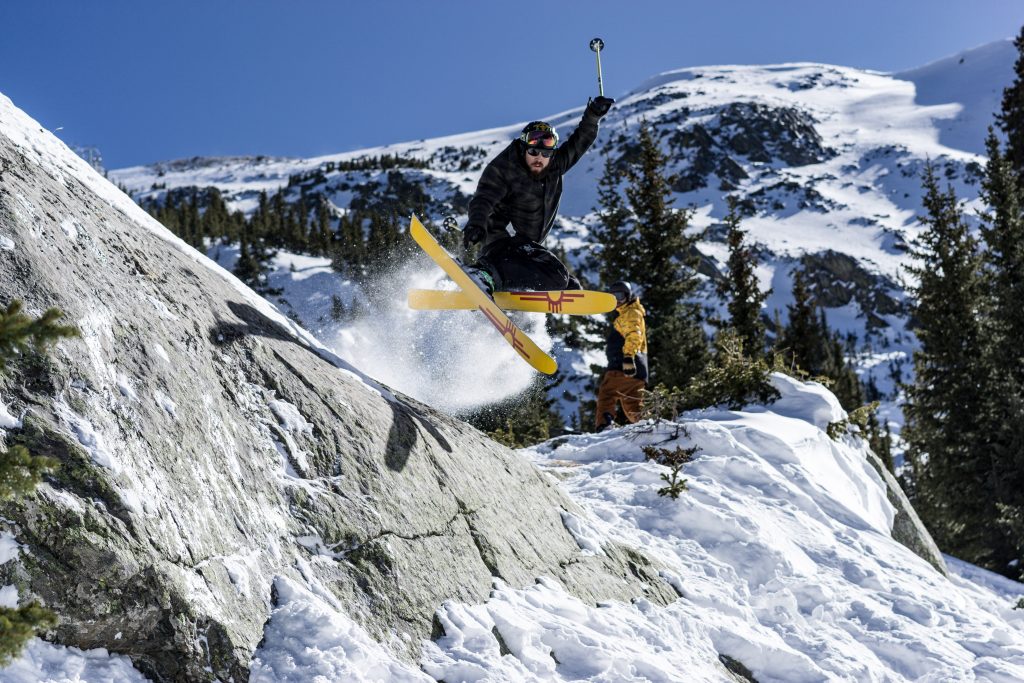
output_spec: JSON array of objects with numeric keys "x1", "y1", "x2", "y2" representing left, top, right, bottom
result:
[{"x1": 550, "y1": 96, "x2": 614, "y2": 175}]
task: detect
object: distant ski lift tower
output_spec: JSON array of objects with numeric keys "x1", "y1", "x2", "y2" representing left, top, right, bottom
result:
[{"x1": 72, "y1": 145, "x2": 105, "y2": 175}]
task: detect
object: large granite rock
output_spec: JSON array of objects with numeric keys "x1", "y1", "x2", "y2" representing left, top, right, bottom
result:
[{"x1": 0, "y1": 97, "x2": 676, "y2": 682}]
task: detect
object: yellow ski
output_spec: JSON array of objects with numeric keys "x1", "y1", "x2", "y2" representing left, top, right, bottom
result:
[
  {"x1": 407, "y1": 288, "x2": 616, "y2": 315},
  {"x1": 408, "y1": 215, "x2": 557, "y2": 375}
]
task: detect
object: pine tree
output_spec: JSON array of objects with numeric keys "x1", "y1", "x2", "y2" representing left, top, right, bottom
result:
[
  {"x1": 271, "y1": 192, "x2": 287, "y2": 243},
  {"x1": 233, "y1": 225, "x2": 279, "y2": 295},
  {"x1": 201, "y1": 188, "x2": 232, "y2": 243},
  {"x1": 902, "y1": 164, "x2": 1008, "y2": 571},
  {"x1": 777, "y1": 268, "x2": 822, "y2": 374},
  {"x1": 364, "y1": 212, "x2": 401, "y2": 280},
  {"x1": 776, "y1": 269, "x2": 862, "y2": 409},
  {"x1": 977, "y1": 129, "x2": 1024, "y2": 574},
  {"x1": 590, "y1": 154, "x2": 635, "y2": 285},
  {"x1": 315, "y1": 198, "x2": 333, "y2": 256},
  {"x1": 609, "y1": 120, "x2": 708, "y2": 389},
  {"x1": 185, "y1": 189, "x2": 202, "y2": 249},
  {"x1": 997, "y1": 25, "x2": 1024, "y2": 183},
  {"x1": 820, "y1": 323, "x2": 864, "y2": 410},
  {"x1": 0, "y1": 301, "x2": 75, "y2": 664},
  {"x1": 716, "y1": 196, "x2": 768, "y2": 357},
  {"x1": 0, "y1": 302, "x2": 77, "y2": 370}
]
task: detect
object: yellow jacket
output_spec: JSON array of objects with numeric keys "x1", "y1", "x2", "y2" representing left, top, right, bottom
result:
[{"x1": 614, "y1": 299, "x2": 647, "y2": 357}]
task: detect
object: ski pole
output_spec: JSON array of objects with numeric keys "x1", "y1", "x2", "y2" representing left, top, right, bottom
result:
[{"x1": 589, "y1": 38, "x2": 605, "y2": 97}]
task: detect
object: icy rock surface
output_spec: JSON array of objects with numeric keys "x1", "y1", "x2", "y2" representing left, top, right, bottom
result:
[{"x1": 0, "y1": 93, "x2": 674, "y2": 681}]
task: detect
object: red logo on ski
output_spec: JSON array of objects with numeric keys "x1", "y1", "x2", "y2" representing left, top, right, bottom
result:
[
  {"x1": 480, "y1": 306, "x2": 529, "y2": 359},
  {"x1": 509, "y1": 291, "x2": 585, "y2": 314}
]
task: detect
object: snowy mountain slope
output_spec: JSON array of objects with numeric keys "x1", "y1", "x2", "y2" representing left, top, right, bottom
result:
[{"x1": 895, "y1": 38, "x2": 1016, "y2": 155}]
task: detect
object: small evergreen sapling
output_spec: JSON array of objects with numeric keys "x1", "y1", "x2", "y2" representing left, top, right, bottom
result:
[
  {"x1": 0, "y1": 302, "x2": 77, "y2": 370},
  {"x1": 826, "y1": 401, "x2": 880, "y2": 441},
  {"x1": 0, "y1": 300, "x2": 77, "y2": 665},
  {"x1": 642, "y1": 440, "x2": 699, "y2": 499}
]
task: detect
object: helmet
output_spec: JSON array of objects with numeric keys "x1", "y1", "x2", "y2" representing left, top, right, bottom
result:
[
  {"x1": 609, "y1": 281, "x2": 633, "y2": 303},
  {"x1": 520, "y1": 121, "x2": 559, "y2": 149}
]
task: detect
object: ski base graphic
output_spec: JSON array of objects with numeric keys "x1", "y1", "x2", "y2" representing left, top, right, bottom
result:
[
  {"x1": 408, "y1": 215, "x2": 557, "y2": 374},
  {"x1": 407, "y1": 288, "x2": 616, "y2": 315}
]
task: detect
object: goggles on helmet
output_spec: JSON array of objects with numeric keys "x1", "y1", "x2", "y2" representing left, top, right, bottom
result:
[
  {"x1": 520, "y1": 122, "x2": 559, "y2": 149},
  {"x1": 524, "y1": 130, "x2": 558, "y2": 148}
]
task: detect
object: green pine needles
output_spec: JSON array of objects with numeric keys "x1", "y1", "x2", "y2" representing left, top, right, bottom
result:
[
  {"x1": 0, "y1": 300, "x2": 77, "y2": 664},
  {"x1": 0, "y1": 301, "x2": 77, "y2": 371},
  {"x1": 642, "y1": 441, "x2": 699, "y2": 499}
]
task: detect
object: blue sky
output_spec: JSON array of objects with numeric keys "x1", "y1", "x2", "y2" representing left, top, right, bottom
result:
[{"x1": 2, "y1": 0, "x2": 1022, "y2": 169}]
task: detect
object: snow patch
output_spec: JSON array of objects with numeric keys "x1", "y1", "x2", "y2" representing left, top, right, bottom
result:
[
  {"x1": 0, "y1": 584, "x2": 18, "y2": 609},
  {"x1": 0, "y1": 393, "x2": 23, "y2": 429},
  {"x1": 0, "y1": 638, "x2": 151, "y2": 683},
  {"x1": 269, "y1": 397, "x2": 313, "y2": 475},
  {"x1": 764, "y1": 372, "x2": 846, "y2": 430},
  {"x1": 0, "y1": 532, "x2": 20, "y2": 565},
  {"x1": 269, "y1": 399, "x2": 313, "y2": 434},
  {"x1": 147, "y1": 295, "x2": 179, "y2": 321},
  {"x1": 153, "y1": 389, "x2": 177, "y2": 417},
  {"x1": 250, "y1": 577, "x2": 431, "y2": 682},
  {"x1": 424, "y1": 577, "x2": 721, "y2": 682},
  {"x1": 116, "y1": 373, "x2": 138, "y2": 401},
  {"x1": 54, "y1": 399, "x2": 119, "y2": 472},
  {"x1": 151, "y1": 343, "x2": 170, "y2": 363},
  {"x1": 559, "y1": 510, "x2": 605, "y2": 556},
  {"x1": 59, "y1": 217, "x2": 79, "y2": 240}
]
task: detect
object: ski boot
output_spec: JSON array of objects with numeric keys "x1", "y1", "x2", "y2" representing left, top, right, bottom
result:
[{"x1": 463, "y1": 265, "x2": 496, "y2": 297}]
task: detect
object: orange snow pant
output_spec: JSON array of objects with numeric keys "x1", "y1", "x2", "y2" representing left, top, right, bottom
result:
[{"x1": 594, "y1": 370, "x2": 646, "y2": 428}]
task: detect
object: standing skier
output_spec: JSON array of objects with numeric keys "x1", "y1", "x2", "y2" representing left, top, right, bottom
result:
[
  {"x1": 595, "y1": 281, "x2": 648, "y2": 431},
  {"x1": 462, "y1": 96, "x2": 615, "y2": 293}
]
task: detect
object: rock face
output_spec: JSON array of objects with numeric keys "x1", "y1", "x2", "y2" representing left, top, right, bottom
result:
[
  {"x1": 0, "y1": 99, "x2": 676, "y2": 681},
  {"x1": 663, "y1": 101, "x2": 835, "y2": 192},
  {"x1": 800, "y1": 251, "x2": 908, "y2": 330},
  {"x1": 862, "y1": 450, "x2": 948, "y2": 576}
]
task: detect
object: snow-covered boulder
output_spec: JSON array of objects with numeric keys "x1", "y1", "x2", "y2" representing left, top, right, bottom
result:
[{"x1": 0, "y1": 93, "x2": 674, "y2": 681}]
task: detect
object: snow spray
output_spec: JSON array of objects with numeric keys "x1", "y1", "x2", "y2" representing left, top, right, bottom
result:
[{"x1": 327, "y1": 252, "x2": 546, "y2": 414}]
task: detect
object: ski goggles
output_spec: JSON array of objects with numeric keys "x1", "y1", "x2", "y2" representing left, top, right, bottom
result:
[
  {"x1": 523, "y1": 129, "x2": 558, "y2": 149},
  {"x1": 526, "y1": 147, "x2": 555, "y2": 158}
]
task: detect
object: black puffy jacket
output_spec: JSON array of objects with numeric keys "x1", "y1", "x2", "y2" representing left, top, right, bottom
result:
[{"x1": 466, "y1": 108, "x2": 601, "y2": 254}]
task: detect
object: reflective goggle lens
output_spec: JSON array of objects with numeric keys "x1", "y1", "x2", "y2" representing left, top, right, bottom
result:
[{"x1": 525, "y1": 130, "x2": 558, "y2": 148}]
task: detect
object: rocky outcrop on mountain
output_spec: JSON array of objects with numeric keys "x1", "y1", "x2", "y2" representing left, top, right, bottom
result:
[
  {"x1": 0, "y1": 105, "x2": 676, "y2": 682},
  {"x1": 742, "y1": 177, "x2": 845, "y2": 215},
  {"x1": 862, "y1": 449, "x2": 947, "y2": 575},
  {"x1": 654, "y1": 101, "x2": 835, "y2": 192},
  {"x1": 800, "y1": 251, "x2": 907, "y2": 331}
]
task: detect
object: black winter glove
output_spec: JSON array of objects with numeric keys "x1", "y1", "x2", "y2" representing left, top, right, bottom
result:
[
  {"x1": 622, "y1": 355, "x2": 636, "y2": 377},
  {"x1": 462, "y1": 224, "x2": 484, "y2": 249},
  {"x1": 587, "y1": 96, "x2": 615, "y2": 118}
]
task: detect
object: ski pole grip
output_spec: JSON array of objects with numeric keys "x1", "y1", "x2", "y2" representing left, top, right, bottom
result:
[{"x1": 589, "y1": 38, "x2": 605, "y2": 97}]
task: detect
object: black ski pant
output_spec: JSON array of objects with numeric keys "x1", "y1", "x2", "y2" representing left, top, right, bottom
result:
[{"x1": 475, "y1": 238, "x2": 581, "y2": 292}]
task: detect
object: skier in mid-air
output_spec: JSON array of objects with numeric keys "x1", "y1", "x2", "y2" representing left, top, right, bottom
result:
[{"x1": 461, "y1": 95, "x2": 615, "y2": 294}]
